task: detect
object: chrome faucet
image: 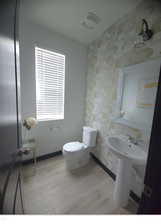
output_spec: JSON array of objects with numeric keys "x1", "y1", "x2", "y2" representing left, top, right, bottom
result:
[{"x1": 126, "y1": 135, "x2": 138, "y2": 145}]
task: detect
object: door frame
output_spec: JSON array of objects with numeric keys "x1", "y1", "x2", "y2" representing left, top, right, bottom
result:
[{"x1": 138, "y1": 62, "x2": 161, "y2": 214}]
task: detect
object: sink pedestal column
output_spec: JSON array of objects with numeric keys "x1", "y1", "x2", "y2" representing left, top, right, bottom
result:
[{"x1": 113, "y1": 158, "x2": 132, "y2": 207}]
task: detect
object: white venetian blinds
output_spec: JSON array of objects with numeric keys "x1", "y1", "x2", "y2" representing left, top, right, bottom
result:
[{"x1": 35, "y1": 47, "x2": 65, "y2": 121}]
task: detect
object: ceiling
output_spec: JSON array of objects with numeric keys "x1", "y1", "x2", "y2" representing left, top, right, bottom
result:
[{"x1": 21, "y1": 0, "x2": 142, "y2": 45}]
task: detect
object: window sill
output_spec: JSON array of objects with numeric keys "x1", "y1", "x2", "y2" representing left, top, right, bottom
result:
[{"x1": 37, "y1": 118, "x2": 64, "y2": 122}]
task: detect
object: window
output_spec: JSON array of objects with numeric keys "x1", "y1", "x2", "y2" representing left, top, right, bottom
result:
[{"x1": 35, "y1": 47, "x2": 65, "y2": 121}]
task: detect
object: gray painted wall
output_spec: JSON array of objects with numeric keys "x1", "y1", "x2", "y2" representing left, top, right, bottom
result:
[{"x1": 19, "y1": 18, "x2": 87, "y2": 157}]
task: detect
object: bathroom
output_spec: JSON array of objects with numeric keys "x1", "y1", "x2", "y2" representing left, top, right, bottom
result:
[{"x1": 15, "y1": 0, "x2": 161, "y2": 214}]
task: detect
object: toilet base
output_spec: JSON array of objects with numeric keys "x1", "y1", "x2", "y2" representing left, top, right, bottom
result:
[{"x1": 63, "y1": 148, "x2": 90, "y2": 171}]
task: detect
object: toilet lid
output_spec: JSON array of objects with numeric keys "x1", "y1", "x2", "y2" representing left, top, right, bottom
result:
[{"x1": 63, "y1": 142, "x2": 85, "y2": 152}]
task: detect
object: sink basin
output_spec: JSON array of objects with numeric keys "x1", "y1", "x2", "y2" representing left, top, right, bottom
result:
[
  {"x1": 107, "y1": 135, "x2": 147, "y2": 207},
  {"x1": 107, "y1": 136, "x2": 147, "y2": 165}
]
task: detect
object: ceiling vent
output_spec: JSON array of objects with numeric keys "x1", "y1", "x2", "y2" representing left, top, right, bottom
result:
[{"x1": 81, "y1": 12, "x2": 101, "y2": 30}]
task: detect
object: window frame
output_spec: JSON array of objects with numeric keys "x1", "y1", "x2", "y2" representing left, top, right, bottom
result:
[{"x1": 35, "y1": 46, "x2": 66, "y2": 122}]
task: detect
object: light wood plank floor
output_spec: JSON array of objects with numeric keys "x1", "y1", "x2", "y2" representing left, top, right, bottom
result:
[{"x1": 22, "y1": 155, "x2": 138, "y2": 214}]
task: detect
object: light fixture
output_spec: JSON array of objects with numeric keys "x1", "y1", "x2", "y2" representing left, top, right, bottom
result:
[
  {"x1": 139, "y1": 19, "x2": 153, "y2": 41},
  {"x1": 134, "y1": 19, "x2": 153, "y2": 48},
  {"x1": 81, "y1": 12, "x2": 101, "y2": 30}
]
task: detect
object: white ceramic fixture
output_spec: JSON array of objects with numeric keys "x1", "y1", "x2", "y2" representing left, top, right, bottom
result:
[
  {"x1": 107, "y1": 135, "x2": 147, "y2": 207},
  {"x1": 63, "y1": 127, "x2": 97, "y2": 171}
]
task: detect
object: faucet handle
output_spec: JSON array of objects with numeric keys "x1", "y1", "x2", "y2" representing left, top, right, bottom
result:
[
  {"x1": 126, "y1": 135, "x2": 132, "y2": 141},
  {"x1": 126, "y1": 135, "x2": 138, "y2": 145}
]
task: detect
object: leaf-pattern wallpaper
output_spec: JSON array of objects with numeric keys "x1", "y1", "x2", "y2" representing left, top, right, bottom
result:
[{"x1": 85, "y1": 0, "x2": 161, "y2": 196}]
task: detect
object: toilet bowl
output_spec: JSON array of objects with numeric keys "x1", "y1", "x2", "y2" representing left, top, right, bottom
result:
[{"x1": 63, "y1": 127, "x2": 97, "y2": 171}]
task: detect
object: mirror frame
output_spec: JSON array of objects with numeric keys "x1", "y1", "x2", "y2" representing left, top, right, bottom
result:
[{"x1": 112, "y1": 67, "x2": 152, "y2": 133}]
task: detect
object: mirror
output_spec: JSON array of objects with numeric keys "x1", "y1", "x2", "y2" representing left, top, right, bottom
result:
[{"x1": 114, "y1": 58, "x2": 161, "y2": 132}]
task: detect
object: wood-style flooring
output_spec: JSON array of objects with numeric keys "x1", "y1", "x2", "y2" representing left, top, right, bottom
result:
[{"x1": 22, "y1": 155, "x2": 138, "y2": 214}]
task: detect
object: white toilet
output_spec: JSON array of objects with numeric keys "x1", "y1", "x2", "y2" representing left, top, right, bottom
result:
[{"x1": 63, "y1": 126, "x2": 97, "y2": 171}]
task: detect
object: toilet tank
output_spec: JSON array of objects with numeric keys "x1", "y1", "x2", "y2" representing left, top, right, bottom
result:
[{"x1": 82, "y1": 126, "x2": 97, "y2": 147}]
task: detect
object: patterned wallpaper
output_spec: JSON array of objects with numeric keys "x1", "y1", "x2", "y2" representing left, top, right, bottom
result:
[{"x1": 85, "y1": 0, "x2": 161, "y2": 195}]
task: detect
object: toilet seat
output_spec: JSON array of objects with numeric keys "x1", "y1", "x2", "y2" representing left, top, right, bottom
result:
[{"x1": 63, "y1": 141, "x2": 87, "y2": 152}]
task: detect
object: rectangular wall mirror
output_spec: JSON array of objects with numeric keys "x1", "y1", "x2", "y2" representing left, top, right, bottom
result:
[{"x1": 114, "y1": 58, "x2": 161, "y2": 132}]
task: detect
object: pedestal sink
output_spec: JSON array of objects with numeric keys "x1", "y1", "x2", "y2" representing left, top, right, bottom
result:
[{"x1": 107, "y1": 136, "x2": 147, "y2": 207}]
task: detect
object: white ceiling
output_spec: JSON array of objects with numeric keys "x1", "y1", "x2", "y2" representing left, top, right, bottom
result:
[{"x1": 21, "y1": 0, "x2": 142, "y2": 45}]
